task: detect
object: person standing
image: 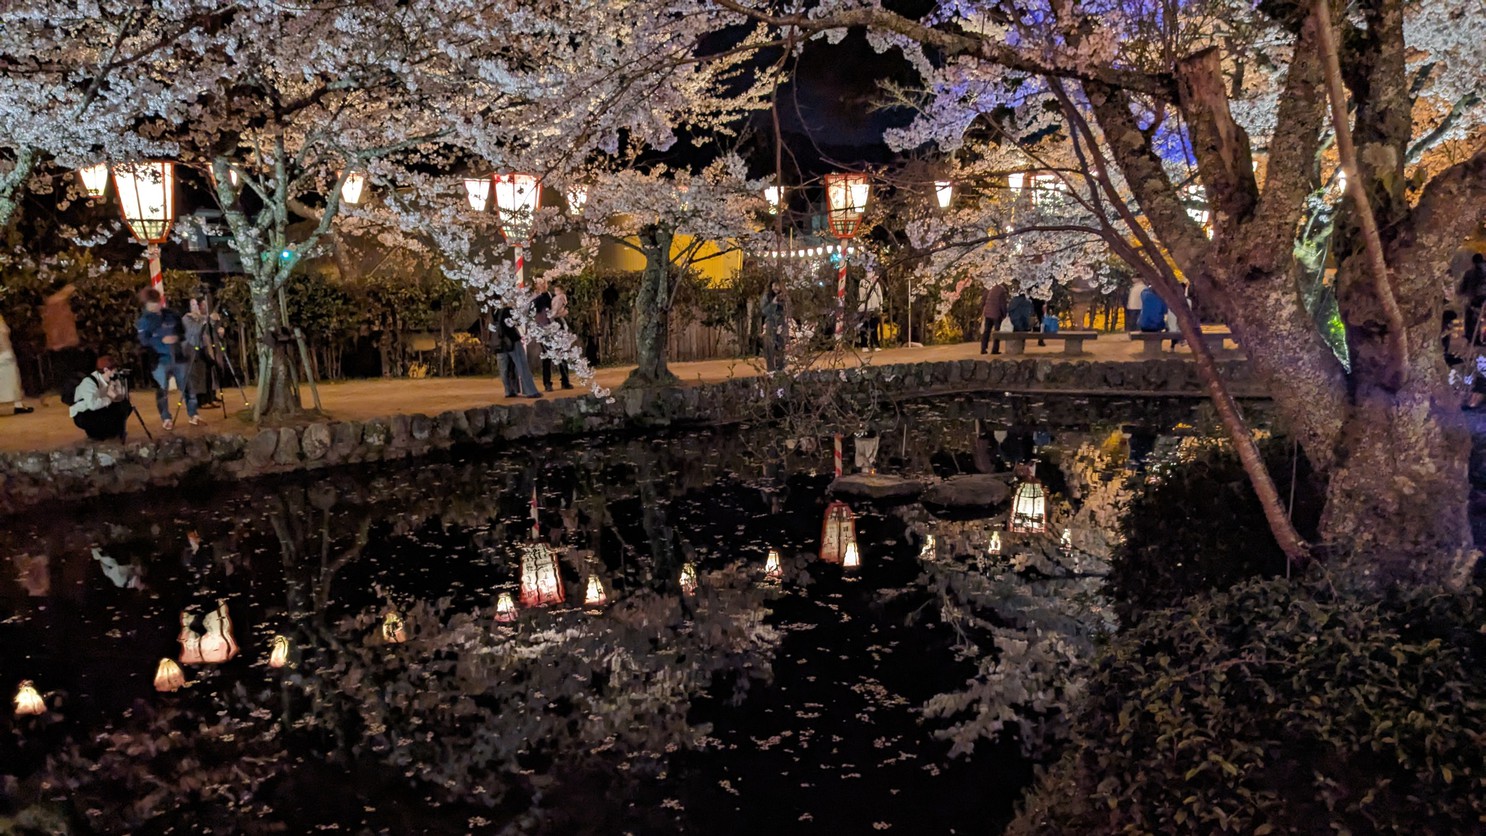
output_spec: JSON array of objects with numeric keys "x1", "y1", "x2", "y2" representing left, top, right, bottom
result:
[
  {"x1": 491, "y1": 306, "x2": 541, "y2": 399},
  {"x1": 1458, "y1": 253, "x2": 1486, "y2": 346},
  {"x1": 979, "y1": 283, "x2": 1010, "y2": 355},
  {"x1": 1125, "y1": 279, "x2": 1147, "y2": 332},
  {"x1": 136, "y1": 288, "x2": 198, "y2": 429},
  {"x1": 860, "y1": 273, "x2": 883, "y2": 350},
  {"x1": 69, "y1": 355, "x2": 132, "y2": 441},
  {"x1": 1032, "y1": 296, "x2": 1048, "y2": 346},
  {"x1": 182, "y1": 297, "x2": 219, "y2": 407},
  {"x1": 533, "y1": 280, "x2": 572, "y2": 391},
  {"x1": 761, "y1": 281, "x2": 786, "y2": 372},
  {"x1": 41, "y1": 283, "x2": 85, "y2": 383},
  {"x1": 0, "y1": 312, "x2": 32, "y2": 415}
]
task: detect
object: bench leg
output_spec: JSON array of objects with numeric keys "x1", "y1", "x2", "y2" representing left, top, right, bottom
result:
[
  {"x1": 1063, "y1": 338, "x2": 1084, "y2": 356},
  {"x1": 1006, "y1": 340, "x2": 1025, "y2": 356},
  {"x1": 1141, "y1": 340, "x2": 1162, "y2": 359}
]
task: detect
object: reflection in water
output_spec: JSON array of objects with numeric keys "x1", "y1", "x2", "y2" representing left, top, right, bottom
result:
[
  {"x1": 1009, "y1": 468, "x2": 1048, "y2": 533},
  {"x1": 0, "y1": 394, "x2": 1259, "y2": 833},
  {"x1": 13, "y1": 680, "x2": 44, "y2": 716}
]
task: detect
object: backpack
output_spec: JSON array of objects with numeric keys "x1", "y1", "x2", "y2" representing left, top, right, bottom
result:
[{"x1": 58, "y1": 370, "x2": 87, "y2": 406}]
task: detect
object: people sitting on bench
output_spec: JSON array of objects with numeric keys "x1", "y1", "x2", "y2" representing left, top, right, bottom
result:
[{"x1": 1137, "y1": 286, "x2": 1179, "y2": 349}]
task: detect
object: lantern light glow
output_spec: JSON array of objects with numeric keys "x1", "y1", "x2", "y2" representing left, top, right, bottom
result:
[
  {"x1": 935, "y1": 180, "x2": 953, "y2": 209},
  {"x1": 565, "y1": 184, "x2": 588, "y2": 215},
  {"x1": 1009, "y1": 480, "x2": 1047, "y2": 534},
  {"x1": 820, "y1": 500, "x2": 858, "y2": 564},
  {"x1": 842, "y1": 541, "x2": 861, "y2": 570},
  {"x1": 112, "y1": 161, "x2": 176, "y2": 243},
  {"x1": 763, "y1": 185, "x2": 782, "y2": 213},
  {"x1": 154, "y1": 658, "x2": 186, "y2": 692},
  {"x1": 269, "y1": 635, "x2": 290, "y2": 669},
  {"x1": 464, "y1": 176, "x2": 491, "y2": 212},
  {"x1": 340, "y1": 171, "x2": 366, "y2": 206},
  {"x1": 680, "y1": 562, "x2": 698, "y2": 596},
  {"x1": 78, "y1": 163, "x2": 109, "y2": 198},
  {"x1": 520, "y1": 543, "x2": 565, "y2": 607},
  {"x1": 494, "y1": 591, "x2": 518, "y2": 622},
  {"x1": 382, "y1": 611, "x2": 407, "y2": 644},
  {"x1": 824, "y1": 173, "x2": 870, "y2": 239},
  {"x1": 493, "y1": 173, "x2": 542, "y2": 243},
  {"x1": 764, "y1": 548, "x2": 782, "y2": 581},
  {"x1": 13, "y1": 681, "x2": 44, "y2": 717},
  {"x1": 584, "y1": 573, "x2": 608, "y2": 607}
]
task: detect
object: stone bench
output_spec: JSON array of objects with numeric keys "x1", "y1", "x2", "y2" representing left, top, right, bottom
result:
[
  {"x1": 997, "y1": 330, "x2": 1100, "y2": 356},
  {"x1": 1129, "y1": 330, "x2": 1236, "y2": 358}
]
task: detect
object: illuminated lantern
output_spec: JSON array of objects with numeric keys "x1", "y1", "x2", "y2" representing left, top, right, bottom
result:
[
  {"x1": 764, "y1": 548, "x2": 783, "y2": 581},
  {"x1": 824, "y1": 172, "x2": 871, "y2": 340},
  {"x1": 1007, "y1": 171, "x2": 1026, "y2": 193},
  {"x1": 583, "y1": 573, "x2": 608, "y2": 608},
  {"x1": 520, "y1": 542, "x2": 565, "y2": 607},
  {"x1": 78, "y1": 163, "x2": 109, "y2": 198},
  {"x1": 382, "y1": 611, "x2": 407, "y2": 644},
  {"x1": 565, "y1": 184, "x2": 588, "y2": 215},
  {"x1": 920, "y1": 534, "x2": 937, "y2": 561},
  {"x1": 1009, "y1": 481, "x2": 1047, "y2": 534},
  {"x1": 112, "y1": 161, "x2": 176, "y2": 299},
  {"x1": 819, "y1": 500, "x2": 858, "y2": 564},
  {"x1": 13, "y1": 681, "x2": 44, "y2": 717},
  {"x1": 340, "y1": 171, "x2": 366, "y2": 205},
  {"x1": 196, "y1": 600, "x2": 239, "y2": 664},
  {"x1": 989, "y1": 531, "x2": 1002, "y2": 556},
  {"x1": 935, "y1": 180, "x2": 953, "y2": 209},
  {"x1": 494, "y1": 173, "x2": 542, "y2": 288},
  {"x1": 154, "y1": 658, "x2": 185, "y2": 692},
  {"x1": 842, "y1": 541, "x2": 861, "y2": 570},
  {"x1": 464, "y1": 176, "x2": 491, "y2": 212},
  {"x1": 494, "y1": 591, "x2": 518, "y2": 623},
  {"x1": 269, "y1": 635, "x2": 291, "y2": 669},
  {"x1": 763, "y1": 185, "x2": 782, "y2": 213},
  {"x1": 178, "y1": 611, "x2": 206, "y2": 665},
  {"x1": 680, "y1": 562, "x2": 698, "y2": 596}
]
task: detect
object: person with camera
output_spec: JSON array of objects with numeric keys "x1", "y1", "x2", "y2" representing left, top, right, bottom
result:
[
  {"x1": 69, "y1": 355, "x2": 132, "y2": 441},
  {"x1": 136, "y1": 288, "x2": 199, "y2": 430}
]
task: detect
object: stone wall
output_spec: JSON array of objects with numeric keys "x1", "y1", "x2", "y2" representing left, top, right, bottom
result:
[{"x1": 0, "y1": 357, "x2": 1258, "y2": 514}]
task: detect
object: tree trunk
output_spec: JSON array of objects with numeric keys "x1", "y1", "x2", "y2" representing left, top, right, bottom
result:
[
  {"x1": 249, "y1": 281, "x2": 301, "y2": 423},
  {"x1": 624, "y1": 227, "x2": 679, "y2": 388}
]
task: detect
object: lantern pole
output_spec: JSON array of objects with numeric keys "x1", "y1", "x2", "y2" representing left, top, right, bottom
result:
[
  {"x1": 147, "y1": 243, "x2": 164, "y2": 302},
  {"x1": 513, "y1": 242, "x2": 525, "y2": 290}
]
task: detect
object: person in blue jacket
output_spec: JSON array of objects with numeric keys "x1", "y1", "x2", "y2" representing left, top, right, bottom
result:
[
  {"x1": 1137, "y1": 286, "x2": 1168, "y2": 331},
  {"x1": 136, "y1": 288, "x2": 198, "y2": 430}
]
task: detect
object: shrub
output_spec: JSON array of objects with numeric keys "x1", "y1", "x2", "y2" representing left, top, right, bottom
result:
[{"x1": 1009, "y1": 577, "x2": 1486, "y2": 835}]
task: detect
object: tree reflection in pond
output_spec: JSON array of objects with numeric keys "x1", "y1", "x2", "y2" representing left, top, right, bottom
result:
[{"x1": 0, "y1": 395, "x2": 1265, "y2": 834}]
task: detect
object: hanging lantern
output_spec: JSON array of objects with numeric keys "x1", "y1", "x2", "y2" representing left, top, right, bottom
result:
[
  {"x1": 520, "y1": 542, "x2": 565, "y2": 607},
  {"x1": 1009, "y1": 481, "x2": 1047, "y2": 534},
  {"x1": 112, "y1": 161, "x2": 176, "y2": 243},
  {"x1": 819, "y1": 500, "x2": 858, "y2": 564},
  {"x1": 763, "y1": 185, "x2": 782, "y2": 214},
  {"x1": 493, "y1": 173, "x2": 542, "y2": 243},
  {"x1": 565, "y1": 184, "x2": 588, "y2": 215},
  {"x1": 1007, "y1": 172, "x2": 1026, "y2": 193},
  {"x1": 824, "y1": 172, "x2": 870, "y2": 239},
  {"x1": 340, "y1": 171, "x2": 366, "y2": 206},
  {"x1": 680, "y1": 562, "x2": 698, "y2": 596},
  {"x1": 935, "y1": 180, "x2": 953, "y2": 209},
  {"x1": 77, "y1": 163, "x2": 109, "y2": 198},
  {"x1": 154, "y1": 658, "x2": 185, "y2": 692},
  {"x1": 494, "y1": 591, "x2": 518, "y2": 623},
  {"x1": 13, "y1": 681, "x2": 44, "y2": 717},
  {"x1": 842, "y1": 541, "x2": 861, "y2": 570},
  {"x1": 764, "y1": 548, "x2": 783, "y2": 581},
  {"x1": 920, "y1": 534, "x2": 937, "y2": 561},
  {"x1": 268, "y1": 635, "x2": 291, "y2": 669},
  {"x1": 583, "y1": 573, "x2": 608, "y2": 608},
  {"x1": 989, "y1": 531, "x2": 1002, "y2": 556},
  {"x1": 464, "y1": 176, "x2": 491, "y2": 212},
  {"x1": 381, "y1": 611, "x2": 407, "y2": 644}
]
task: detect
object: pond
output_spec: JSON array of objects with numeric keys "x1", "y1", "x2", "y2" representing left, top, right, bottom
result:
[{"x1": 0, "y1": 394, "x2": 1261, "y2": 834}]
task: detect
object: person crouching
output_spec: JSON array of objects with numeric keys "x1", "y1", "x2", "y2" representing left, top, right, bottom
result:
[{"x1": 70, "y1": 356, "x2": 132, "y2": 442}]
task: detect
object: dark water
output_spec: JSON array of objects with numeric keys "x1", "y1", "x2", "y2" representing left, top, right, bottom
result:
[{"x1": 0, "y1": 395, "x2": 1251, "y2": 834}]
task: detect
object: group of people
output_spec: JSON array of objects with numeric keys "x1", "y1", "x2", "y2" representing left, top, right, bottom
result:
[
  {"x1": 488, "y1": 278, "x2": 574, "y2": 399},
  {"x1": 977, "y1": 284, "x2": 1063, "y2": 354}
]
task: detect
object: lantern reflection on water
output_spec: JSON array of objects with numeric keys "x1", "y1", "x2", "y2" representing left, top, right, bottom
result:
[
  {"x1": 820, "y1": 500, "x2": 858, "y2": 564},
  {"x1": 179, "y1": 601, "x2": 239, "y2": 665},
  {"x1": 989, "y1": 531, "x2": 1002, "y2": 555},
  {"x1": 1061, "y1": 528, "x2": 1073, "y2": 553},
  {"x1": 494, "y1": 592, "x2": 518, "y2": 623},
  {"x1": 154, "y1": 658, "x2": 186, "y2": 692},
  {"x1": 1009, "y1": 480, "x2": 1047, "y2": 534},
  {"x1": 583, "y1": 573, "x2": 608, "y2": 607},
  {"x1": 920, "y1": 534, "x2": 937, "y2": 561},
  {"x1": 764, "y1": 548, "x2": 783, "y2": 581},
  {"x1": 13, "y1": 681, "x2": 44, "y2": 717},
  {"x1": 842, "y1": 541, "x2": 861, "y2": 570},
  {"x1": 680, "y1": 562, "x2": 698, "y2": 596},
  {"x1": 269, "y1": 635, "x2": 291, "y2": 669},
  {"x1": 520, "y1": 542, "x2": 565, "y2": 607},
  {"x1": 382, "y1": 611, "x2": 407, "y2": 644}
]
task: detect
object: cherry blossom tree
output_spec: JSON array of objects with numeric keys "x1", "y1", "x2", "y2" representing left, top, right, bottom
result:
[{"x1": 713, "y1": 0, "x2": 1486, "y2": 588}]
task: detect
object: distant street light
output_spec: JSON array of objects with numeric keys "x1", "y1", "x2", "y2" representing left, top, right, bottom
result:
[
  {"x1": 565, "y1": 184, "x2": 588, "y2": 216},
  {"x1": 824, "y1": 172, "x2": 870, "y2": 341},
  {"x1": 763, "y1": 185, "x2": 782, "y2": 214},
  {"x1": 340, "y1": 171, "x2": 366, "y2": 206},
  {"x1": 112, "y1": 161, "x2": 176, "y2": 300},
  {"x1": 77, "y1": 163, "x2": 109, "y2": 198},
  {"x1": 935, "y1": 180, "x2": 953, "y2": 209},
  {"x1": 464, "y1": 176, "x2": 491, "y2": 212},
  {"x1": 493, "y1": 173, "x2": 542, "y2": 289}
]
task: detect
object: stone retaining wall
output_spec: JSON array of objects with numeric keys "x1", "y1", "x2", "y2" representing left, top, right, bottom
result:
[{"x1": 0, "y1": 357, "x2": 1258, "y2": 514}]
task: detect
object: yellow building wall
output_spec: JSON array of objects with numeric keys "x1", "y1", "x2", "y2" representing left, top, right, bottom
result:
[{"x1": 598, "y1": 234, "x2": 742, "y2": 288}]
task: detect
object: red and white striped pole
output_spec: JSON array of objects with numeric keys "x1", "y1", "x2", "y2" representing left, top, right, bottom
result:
[
  {"x1": 833, "y1": 434, "x2": 843, "y2": 477},
  {"x1": 147, "y1": 243, "x2": 164, "y2": 303},
  {"x1": 530, "y1": 484, "x2": 540, "y2": 539},
  {"x1": 835, "y1": 253, "x2": 847, "y2": 341},
  {"x1": 513, "y1": 242, "x2": 526, "y2": 290}
]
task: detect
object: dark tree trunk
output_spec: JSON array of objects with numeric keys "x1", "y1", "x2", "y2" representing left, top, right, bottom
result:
[
  {"x1": 624, "y1": 226, "x2": 679, "y2": 388},
  {"x1": 249, "y1": 282, "x2": 301, "y2": 423}
]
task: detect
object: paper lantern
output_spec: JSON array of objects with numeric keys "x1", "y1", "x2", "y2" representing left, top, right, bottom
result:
[
  {"x1": 989, "y1": 531, "x2": 1002, "y2": 556},
  {"x1": 112, "y1": 161, "x2": 176, "y2": 243},
  {"x1": 824, "y1": 172, "x2": 870, "y2": 239},
  {"x1": 269, "y1": 635, "x2": 290, "y2": 669},
  {"x1": 583, "y1": 573, "x2": 608, "y2": 607},
  {"x1": 819, "y1": 500, "x2": 857, "y2": 564},
  {"x1": 154, "y1": 658, "x2": 185, "y2": 692},
  {"x1": 494, "y1": 591, "x2": 518, "y2": 623},
  {"x1": 935, "y1": 180, "x2": 953, "y2": 209},
  {"x1": 493, "y1": 173, "x2": 542, "y2": 243},
  {"x1": 178, "y1": 611, "x2": 206, "y2": 665},
  {"x1": 680, "y1": 562, "x2": 698, "y2": 596},
  {"x1": 520, "y1": 542, "x2": 565, "y2": 607},
  {"x1": 1007, "y1": 172, "x2": 1025, "y2": 193},
  {"x1": 763, "y1": 185, "x2": 782, "y2": 213},
  {"x1": 198, "y1": 601, "x2": 239, "y2": 664},
  {"x1": 340, "y1": 171, "x2": 366, "y2": 206},
  {"x1": 382, "y1": 611, "x2": 407, "y2": 644},
  {"x1": 1009, "y1": 480, "x2": 1047, "y2": 534},
  {"x1": 464, "y1": 176, "x2": 491, "y2": 212},
  {"x1": 842, "y1": 541, "x2": 861, "y2": 570},
  {"x1": 764, "y1": 548, "x2": 783, "y2": 581},
  {"x1": 13, "y1": 681, "x2": 44, "y2": 717},
  {"x1": 78, "y1": 163, "x2": 109, "y2": 198}
]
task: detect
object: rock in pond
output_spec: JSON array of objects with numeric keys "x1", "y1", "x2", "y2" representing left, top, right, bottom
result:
[
  {"x1": 921, "y1": 474, "x2": 1011, "y2": 509},
  {"x1": 828, "y1": 473, "x2": 925, "y2": 501}
]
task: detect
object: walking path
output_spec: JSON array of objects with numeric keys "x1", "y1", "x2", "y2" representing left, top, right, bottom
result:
[{"x1": 0, "y1": 336, "x2": 1209, "y2": 454}]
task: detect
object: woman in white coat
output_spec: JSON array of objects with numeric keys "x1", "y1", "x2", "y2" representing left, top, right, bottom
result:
[{"x1": 0, "y1": 313, "x2": 34, "y2": 415}]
